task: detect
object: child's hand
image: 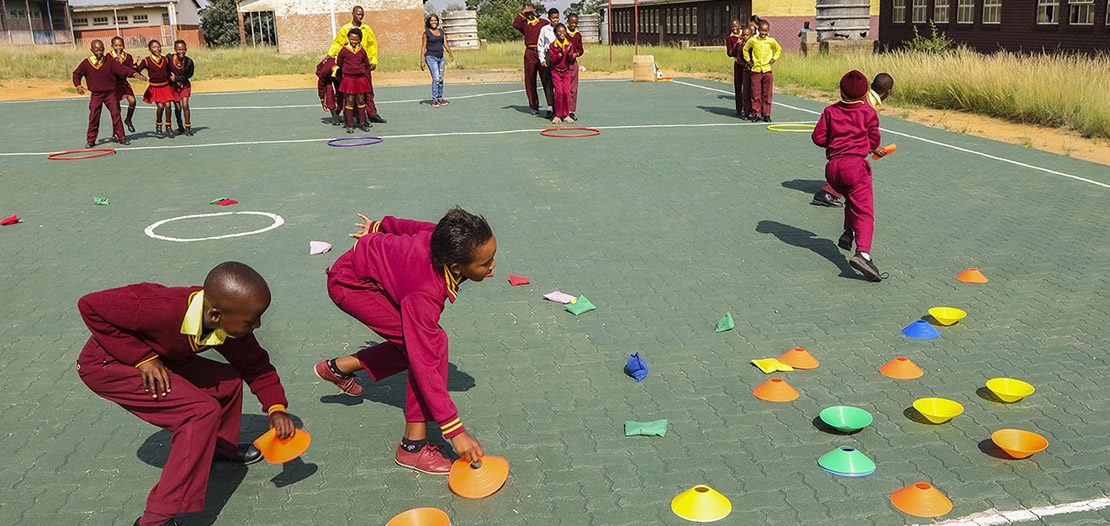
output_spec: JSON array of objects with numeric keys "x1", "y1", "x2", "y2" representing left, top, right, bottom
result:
[
  {"x1": 269, "y1": 410, "x2": 295, "y2": 440},
  {"x1": 420, "y1": 61, "x2": 426, "y2": 71},
  {"x1": 137, "y1": 357, "x2": 171, "y2": 398},
  {"x1": 135, "y1": 73, "x2": 148, "y2": 82},
  {"x1": 369, "y1": 64, "x2": 377, "y2": 71},
  {"x1": 871, "y1": 146, "x2": 888, "y2": 158},
  {"x1": 75, "y1": 86, "x2": 86, "y2": 95},
  {"x1": 451, "y1": 431, "x2": 484, "y2": 462},
  {"x1": 349, "y1": 213, "x2": 374, "y2": 239}
]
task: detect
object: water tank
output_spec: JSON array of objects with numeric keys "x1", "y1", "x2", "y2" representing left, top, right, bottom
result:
[
  {"x1": 578, "y1": 13, "x2": 601, "y2": 44},
  {"x1": 815, "y1": 1, "x2": 871, "y2": 40},
  {"x1": 442, "y1": 10, "x2": 479, "y2": 49}
]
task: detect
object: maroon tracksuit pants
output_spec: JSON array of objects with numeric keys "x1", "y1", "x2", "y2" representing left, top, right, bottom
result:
[
  {"x1": 568, "y1": 67, "x2": 579, "y2": 113},
  {"x1": 824, "y1": 155, "x2": 875, "y2": 253},
  {"x1": 733, "y1": 63, "x2": 752, "y2": 114},
  {"x1": 78, "y1": 354, "x2": 244, "y2": 516},
  {"x1": 750, "y1": 71, "x2": 773, "y2": 118},
  {"x1": 327, "y1": 274, "x2": 445, "y2": 423},
  {"x1": 88, "y1": 89, "x2": 126, "y2": 143},
  {"x1": 552, "y1": 68, "x2": 574, "y2": 118},
  {"x1": 523, "y1": 48, "x2": 554, "y2": 110}
]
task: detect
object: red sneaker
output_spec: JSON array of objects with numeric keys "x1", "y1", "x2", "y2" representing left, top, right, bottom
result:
[
  {"x1": 313, "y1": 359, "x2": 363, "y2": 396},
  {"x1": 395, "y1": 443, "x2": 452, "y2": 475}
]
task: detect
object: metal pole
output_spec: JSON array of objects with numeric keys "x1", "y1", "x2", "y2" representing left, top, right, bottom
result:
[
  {"x1": 112, "y1": 6, "x2": 118, "y2": 36},
  {"x1": 43, "y1": 0, "x2": 54, "y2": 43},
  {"x1": 63, "y1": 0, "x2": 74, "y2": 45},
  {"x1": 633, "y1": 0, "x2": 637, "y2": 54},
  {"x1": 236, "y1": 1, "x2": 246, "y2": 48},
  {"x1": 607, "y1": 0, "x2": 611, "y2": 63},
  {"x1": 24, "y1": 0, "x2": 33, "y2": 43},
  {"x1": 1, "y1": 0, "x2": 8, "y2": 32}
]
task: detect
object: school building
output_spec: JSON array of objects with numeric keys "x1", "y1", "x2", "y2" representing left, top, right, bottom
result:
[
  {"x1": 878, "y1": 0, "x2": 1110, "y2": 53},
  {"x1": 68, "y1": 0, "x2": 205, "y2": 48},
  {"x1": 237, "y1": 0, "x2": 424, "y2": 54},
  {"x1": 0, "y1": 0, "x2": 75, "y2": 45},
  {"x1": 606, "y1": 0, "x2": 880, "y2": 51}
]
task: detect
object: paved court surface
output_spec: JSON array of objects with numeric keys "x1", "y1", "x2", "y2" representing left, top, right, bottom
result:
[{"x1": 0, "y1": 78, "x2": 1108, "y2": 525}]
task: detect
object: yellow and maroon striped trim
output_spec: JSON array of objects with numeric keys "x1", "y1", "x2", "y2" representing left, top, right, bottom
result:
[{"x1": 440, "y1": 417, "x2": 463, "y2": 436}]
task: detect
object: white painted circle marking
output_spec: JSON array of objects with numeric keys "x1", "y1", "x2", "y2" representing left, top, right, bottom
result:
[{"x1": 144, "y1": 211, "x2": 285, "y2": 243}]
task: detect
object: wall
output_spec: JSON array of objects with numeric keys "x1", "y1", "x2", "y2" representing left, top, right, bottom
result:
[
  {"x1": 72, "y1": 6, "x2": 204, "y2": 47},
  {"x1": 243, "y1": 0, "x2": 424, "y2": 54},
  {"x1": 74, "y1": 26, "x2": 204, "y2": 48},
  {"x1": 878, "y1": 0, "x2": 1110, "y2": 54},
  {"x1": 753, "y1": 0, "x2": 880, "y2": 51}
]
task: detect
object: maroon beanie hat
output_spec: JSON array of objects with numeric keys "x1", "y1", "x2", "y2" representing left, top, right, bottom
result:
[{"x1": 840, "y1": 70, "x2": 869, "y2": 100}]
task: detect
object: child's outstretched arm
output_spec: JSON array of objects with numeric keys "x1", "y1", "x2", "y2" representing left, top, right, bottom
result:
[{"x1": 350, "y1": 214, "x2": 437, "y2": 238}]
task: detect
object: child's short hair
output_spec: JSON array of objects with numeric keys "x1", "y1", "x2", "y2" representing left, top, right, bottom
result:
[
  {"x1": 567, "y1": 13, "x2": 579, "y2": 20},
  {"x1": 431, "y1": 208, "x2": 493, "y2": 268},
  {"x1": 174, "y1": 39, "x2": 186, "y2": 47},
  {"x1": 548, "y1": 8, "x2": 559, "y2": 16},
  {"x1": 110, "y1": 36, "x2": 124, "y2": 44},
  {"x1": 147, "y1": 39, "x2": 160, "y2": 50},
  {"x1": 348, "y1": 27, "x2": 363, "y2": 39},
  {"x1": 872, "y1": 72, "x2": 894, "y2": 94},
  {"x1": 554, "y1": 22, "x2": 567, "y2": 32}
]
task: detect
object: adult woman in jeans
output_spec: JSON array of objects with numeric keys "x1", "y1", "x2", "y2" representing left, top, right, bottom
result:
[{"x1": 420, "y1": 14, "x2": 455, "y2": 107}]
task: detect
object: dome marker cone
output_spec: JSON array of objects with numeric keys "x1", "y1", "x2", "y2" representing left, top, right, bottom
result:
[
  {"x1": 928, "y1": 307, "x2": 967, "y2": 326},
  {"x1": 778, "y1": 347, "x2": 819, "y2": 369},
  {"x1": 890, "y1": 482, "x2": 953, "y2": 517},
  {"x1": 386, "y1": 507, "x2": 451, "y2": 526},
  {"x1": 818, "y1": 446, "x2": 876, "y2": 477},
  {"x1": 902, "y1": 319, "x2": 940, "y2": 339},
  {"x1": 956, "y1": 267, "x2": 989, "y2": 283},
  {"x1": 448, "y1": 456, "x2": 510, "y2": 499},
  {"x1": 985, "y1": 378, "x2": 1035, "y2": 403},
  {"x1": 753, "y1": 378, "x2": 800, "y2": 402},
  {"x1": 253, "y1": 428, "x2": 312, "y2": 464},
  {"x1": 670, "y1": 485, "x2": 732, "y2": 522},
  {"x1": 912, "y1": 397, "x2": 964, "y2": 424},
  {"x1": 879, "y1": 357, "x2": 924, "y2": 379},
  {"x1": 991, "y1": 429, "x2": 1049, "y2": 459},
  {"x1": 819, "y1": 406, "x2": 873, "y2": 433}
]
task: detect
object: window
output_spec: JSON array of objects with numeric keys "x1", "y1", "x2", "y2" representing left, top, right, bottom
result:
[
  {"x1": 1069, "y1": 0, "x2": 1094, "y2": 24},
  {"x1": 93, "y1": 16, "x2": 109, "y2": 26},
  {"x1": 892, "y1": 0, "x2": 906, "y2": 23},
  {"x1": 982, "y1": 0, "x2": 1001, "y2": 23},
  {"x1": 912, "y1": 0, "x2": 927, "y2": 22},
  {"x1": 133, "y1": 14, "x2": 148, "y2": 23},
  {"x1": 692, "y1": 7, "x2": 697, "y2": 35},
  {"x1": 1037, "y1": 0, "x2": 1059, "y2": 23},
  {"x1": 682, "y1": 8, "x2": 688, "y2": 34},
  {"x1": 934, "y1": 0, "x2": 950, "y2": 23},
  {"x1": 73, "y1": 17, "x2": 88, "y2": 26},
  {"x1": 115, "y1": 15, "x2": 128, "y2": 24},
  {"x1": 957, "y1": 0, "x2": 975, "y2": 23}
]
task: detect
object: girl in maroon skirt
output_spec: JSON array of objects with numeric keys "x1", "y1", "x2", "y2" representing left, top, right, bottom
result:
[
  {"x1": 135, "y1": 39, "x2": 177, "y2": 138},
  {"x1": 336, "y1": 28, "x2": 373, "y2": 133},
  {"x1": 109, "y1": 36, "x2": 138, "y2": 133},
  {"x1": 170, "y1": 40, "x2": 195, "y2": 136}
]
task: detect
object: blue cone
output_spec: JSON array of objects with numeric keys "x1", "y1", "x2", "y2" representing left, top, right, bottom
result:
[
  {"x1": 902, "y1": 319, "x2": 940, "y2": 339},
  {"x1": 625, "y1": 352, "x2": 648, "y2": 382}
]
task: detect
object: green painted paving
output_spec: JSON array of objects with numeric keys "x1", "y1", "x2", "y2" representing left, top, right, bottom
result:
[{"x1": 0, "y1": 78, "x2": 1108, "y2": 525}]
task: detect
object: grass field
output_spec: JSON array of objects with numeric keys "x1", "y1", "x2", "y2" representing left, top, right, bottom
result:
[
  {"x1": 3, "y1": 42, "x2": 1108, "y2": 138},
  {"x1": 0, "y1": 78, "x2": 1108, "y2": 525}
]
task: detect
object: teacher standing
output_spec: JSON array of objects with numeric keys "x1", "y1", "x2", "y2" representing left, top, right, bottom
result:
[{"x1": 421, "y1": 14, "x2": 455, "y2": 107}]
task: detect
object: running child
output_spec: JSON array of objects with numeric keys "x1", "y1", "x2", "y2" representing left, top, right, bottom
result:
[
  {"x1": 811, "y1": 70, "x2": 888, "y2": 282},
  {"x1": 169, "y1": 40, "x2": 195, "y2": 136},
  {"x1": 337, "y1": 28, "x2": 373, "y2": 133},
  {"x1": 135, "y1": 40, "x2": 177, "y2": 138},
  {"x1": 314, "y1": 208, "x2": 496, "y2": 474},
  {"x1": 547, "y1": 23, "x2": 578, "y2": 124},
  {"x1": 76, "y1": 262, "x2": 295, "y2": 526},
  {"x1": 565, "y1": 13, "x2": 584, "y2": 120},
  {"x1": 743, "y1": 20, "x2": 781, "y2": 122},
  {"x1": 108, "y1": 36, "x2": 138, "y2": 133},
  {"x1": 73, "y1": 39, "x2": 145, "y2": 147},
  {"x1": 813, "y1": 72, "x2": 895, "y2": 207}
]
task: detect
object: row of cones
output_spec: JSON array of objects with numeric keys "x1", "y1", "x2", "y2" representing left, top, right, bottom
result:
[
  {"x1": 752, "y1": 355, "x2": 924, "y2": 403},
  {"x1": 668, "y1": 481, "x2": 953, "y2": 520}
]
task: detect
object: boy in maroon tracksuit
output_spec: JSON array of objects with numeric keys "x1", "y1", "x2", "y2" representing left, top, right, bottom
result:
[
  {"x1": 812, "y1": 70, "x2": 888, "y2": 282},
  {"x1": 77, "y1": 262, "x2": 295, "y2": 526},
  {"x1": 316, "y1": 55, "x2": 344, "y2": 126},
  {"x1": 725, "y1": 20, "x2": 747, "y2": 118},
  {"x1": 72, "y1": 39, "x2": 146, "y2": 148},
  {"x1": 566, "y1": 13, "x2": 584, "y2": 120},
  {"x1": 512, "y1": 5, "x2": 551, "y2": 115},
  {"x1": 548, "y1": 24, "x2": 578, "y2": 124},
  {"x1": 315, "y1": 208, "x2": 497, "y2": 474}
]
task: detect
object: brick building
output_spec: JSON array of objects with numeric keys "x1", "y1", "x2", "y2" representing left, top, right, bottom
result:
[
  {"x1": 878, "y1": 0, "x2": 1110, "y2": 53},
  {"x1": 0, "y1": 0, "x2": 75, "y2": 45},
  {"x1": 238, "y1": 0, "x2": 423, "y2": 54},
  {"x1": 607, "y1": 0, "x2": 880, "y2": 51},
  {"x1": 68, "y1": 0, "x2": 204, "y2": 48}
]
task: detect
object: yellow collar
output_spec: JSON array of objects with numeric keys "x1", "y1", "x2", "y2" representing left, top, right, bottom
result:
[
  {"x1": 867, "y1": 89, "x2": 883, "y2": 107},
  {"x1": 110, "y1": 50, "x2": 127, "y2": 61},
  {"x1": 347, "y1": 43, "x2": 362, "y2": 52},
  {"x1": 181, "y1": 290, "x2": 230, "y2": 348},
  {"x1": 148, "y1": 54, "x2": 163, "y2": 65},
  {"x1": 567, "y1": 29, "x2": 579, "y2": 36},
  {"x1": 555, "y1": 37, "x2": 570, "y2": 48},
  {"x1": 729, "y1": 31, "x2": 741, "y2": 37},
  {"x1": 443, "y1": 266, "x2": 460, "y2": 300},
  {"x1": 526, "y1": 17, "x2": 539, "y2": 26},
  {"x1": 89, "y1": 55, "x2": 104, "y2": 69}
]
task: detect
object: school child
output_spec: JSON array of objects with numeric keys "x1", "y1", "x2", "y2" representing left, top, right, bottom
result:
[
  {"x1": 135, "y1": 40, "x2": 177, "y2": 138},
  {"x1": 512, "y1": 5, "x2": 551, "y2": 115},
  {"x1": 327, "y1": 5, "x2": 386, "y2": 124},
  {"x1": 547, "y1": 23, "x2": 578, "y2": 124},
  {"x1": 109, "y1": 36, "x2": 138, "y2": 133},
  {"x1": 314, "y1": 208, "x2": 497, "y2": 474},
  {"x1": 72, "y1": 39, "x2": 146, "y2": 148},
  {"x1": 316, "y1": 55, "x2": 344, "y2": 125},
  {"x1": 565, "y1": 13, "x2": 584, "y2": 120},
  {"x1": 536, "y1": 8, "x2": 561, "y2": 119},
  {"x1": 725, "y1": 20, "x2": 750, "y2": 118},
  {"x1": 811, "y1": 70, "x2": 888, "y2": 282},
  {"x1": 169, "y1": 40, "x2": 195, "y2": 136},
  {"x1": 743, "y1": 20, "x2": 781, "y2": 122},
  {"x1": 76, "y1": 262, "x2": 295, "y2": 526},
  {"x1": 813, "y1": 72, "x2": 895, "y2": 207},
  {"x1": 336, "y1": 27, "x2": 373, "y2": 133}
]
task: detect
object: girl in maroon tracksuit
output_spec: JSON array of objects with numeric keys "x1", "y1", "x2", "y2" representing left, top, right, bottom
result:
[
  {"x1": 547, "y1": 24, "x2": 577, "y2": 124},
  {"x1": 812, "y1": 70, "x2": 888, "y2": 282},
  {"x1": 315, "y1": 208, "x2": 496, "y2": 475},
  {"x1": 135, "y1": 39, "x2": 176, "y2": 138},
  {"x1": 336, "y1": 27, "x2": 373, "y2": 133}
]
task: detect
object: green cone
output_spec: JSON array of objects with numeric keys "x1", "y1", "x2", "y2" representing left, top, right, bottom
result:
[
  {"x1": 715, "y1": 311, "x2": 735, "y2": 332},
  {"x1": 818, "y1": 446, "x2": 875, "y2": 477},
  {"x1": 819, "y1": 406, "x2": 874, "y2": 433}
]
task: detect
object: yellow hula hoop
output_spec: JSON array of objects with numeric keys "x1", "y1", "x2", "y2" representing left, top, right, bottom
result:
[{"x1": 767, "y1": 123, "x2": 816, "y2": 133}]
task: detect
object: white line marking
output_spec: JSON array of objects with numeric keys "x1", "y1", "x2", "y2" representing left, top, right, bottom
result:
[
  {"x1": 915, "y1": 495, "x2": 1110, "y2": 526},
  {"x1": 144, "y1": 211, "x2": 284, "y2": 242},
  {"x1": 671, "y1": 79, "x2": 1109, "y2": 190},
  {"x1": 131, "y1": 88, "x2": 527, "y2": 110},
  {"x1": 0, "y1": 120, "x2": 803, "y2": 157}
]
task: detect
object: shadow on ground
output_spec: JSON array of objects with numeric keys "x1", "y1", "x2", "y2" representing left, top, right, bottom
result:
[{"x1": 756, "y1": 220, "x2": 864, "y2": 280}]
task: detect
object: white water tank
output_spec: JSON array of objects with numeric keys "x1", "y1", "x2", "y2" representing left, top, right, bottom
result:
[
  {"x1": 815, "y1": 1, "x2": 871, "y2": 40},
  {"x1": 442, "y1": 10, "x2": 479, "y2": 49},
  {"x1": 578, "y1": 13, "x2": 601, "y2": 44}
]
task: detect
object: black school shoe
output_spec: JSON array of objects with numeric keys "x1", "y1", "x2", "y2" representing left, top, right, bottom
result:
[
  {"x1": 85, "y1": 141, "x2": 96, "y2": 148},
  {"x1": 126, "y1": 120, "x2": 136, "y2": 133},
  {"x1": 213, "y1": 443, "x2": 263, "y2": 465},
  {"x1": 114, "y1": 137, "x2": 131, "y2": 146},
  {"x1": 812, "y1": 191, "x2": 844, "y2": 208},
  {"x1": 133, "y1": 518, "x2": 178, "y2": 526},
  {"x1": 849, "y1": 252, "x2": 884, "y2": 282},
  {"x1": 545, "y1": 110, "x2": 554, "y2": 119},
  {"x1": 569, "y1": 112, "x2": 576, "y2": 120},
  {"x1": 762, "y1": 115, "x2": 772, "y2": 122},
  {"x1": 369, "y1": 114, "x2": 387, "y2": 124},
  {"x1": 837, "y1": 230, "x2": 854, "y2": 251},
  {"x1": 530, "y1": 108, "x2": 540, "y2": 115}
]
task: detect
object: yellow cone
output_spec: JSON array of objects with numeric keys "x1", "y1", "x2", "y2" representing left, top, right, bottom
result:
[{"x1": 670, "y1": 485, "x2": 732, "y2": 522}]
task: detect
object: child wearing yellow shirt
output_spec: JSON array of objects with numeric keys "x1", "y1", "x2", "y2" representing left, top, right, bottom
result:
[{"x1": 743, "y1": 20, "x2": 782, "y2": 122}]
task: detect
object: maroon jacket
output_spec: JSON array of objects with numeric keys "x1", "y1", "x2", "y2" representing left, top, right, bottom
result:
[
  {"x1": 336, "y1": 45, "x2": 371, "y2": 78},
  {"x1": 110, "y1": 51, "x2": 136, "y2": 88},
  {"x1": 135, "y1": 55, "x2": 172, "y2": 86},
  {"x1": 512, "y1": 14, "x2": 549, "y2": 48},
  {"x1": 812, "y1": 100, "x2": 881, "y2": 159},
  {"x1": 328, "y1": 216, "x2": 463, "y2": 427},
  {"x1": 316, "y1": 56, "x2": 339, "y2": 109},
  {"x1": 567, "y1": 30, "x2": 585, "y2": 56},
  {"x1": 77, "y1": 283, "x2": 289, "y2": 411},
  {"x1": 547, "y1": 40, "x2": 577, "y2": 71},
  {"x1": 72, "y1": 56, "x2": 136, "y2": 93}
]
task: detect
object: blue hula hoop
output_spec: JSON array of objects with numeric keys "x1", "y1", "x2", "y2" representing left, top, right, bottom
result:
[{"x1": 327, "y1": 136, "x2": 384, "y2": 147}]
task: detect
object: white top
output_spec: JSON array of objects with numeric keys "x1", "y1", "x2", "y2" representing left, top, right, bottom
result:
[{"x1": 537, "y1": 23, "x2": 556, "y2": 63}]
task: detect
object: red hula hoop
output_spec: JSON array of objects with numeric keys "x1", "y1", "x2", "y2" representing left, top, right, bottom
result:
[
  {"x1": 539, "y1": 127, "x2": 601, "y2": 138},
  {"x1": 47, "y1": 148, "x2": 117, "y2": 160}
]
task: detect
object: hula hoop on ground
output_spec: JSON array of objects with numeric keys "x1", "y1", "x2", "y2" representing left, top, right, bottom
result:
[
  {"x1": 539, "y1": 127, "x2": 601, "y2": 138},
  {"x1": 767, "y1": 123, "x2": 816, "y2": 133},
  {"x1": 327, "y1": 136, "x2": 384, "y2": 147},
  {"x1": 47, "y1": 148, "x2": 117, "y2": 160}
]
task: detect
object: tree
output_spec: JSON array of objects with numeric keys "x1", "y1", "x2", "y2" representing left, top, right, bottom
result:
[
  {"x1": 200, "y1": 0, "x2": 241, "y2": 47},
  {"x1": 468, "y1": 0, "x2": 546, "y2": 42},
  {"x1": 568, "y1": 0, "x2": 605, "y2": 19}
]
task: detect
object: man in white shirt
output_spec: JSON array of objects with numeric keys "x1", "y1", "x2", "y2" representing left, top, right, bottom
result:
[{"x1": 536, "y1": 8, "x2": 560, "y2": 118}]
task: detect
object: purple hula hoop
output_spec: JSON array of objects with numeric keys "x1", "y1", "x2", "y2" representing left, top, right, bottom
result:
[{"x1": 327, "y1": 136, "x2": 384, "y2": 147}]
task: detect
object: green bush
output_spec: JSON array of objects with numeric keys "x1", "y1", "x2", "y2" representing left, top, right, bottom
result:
[{"x1": 903, "y1": 21, "x2": 954, "y2": 55}]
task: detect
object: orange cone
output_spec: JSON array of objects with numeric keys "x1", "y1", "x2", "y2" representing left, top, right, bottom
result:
[
  {"x1": 890, "y1": 482, "x2": 953, "y2": 517},
  {"x1": 956, "y1": 268, "x2": 989, "y2": 283},
  {"x1": 448, "y1": 456, "x2": 510, "y2": 499},
  {"x1": 752, "y1": 378, "x2": 800, "y2": 402},
  {"x1": 879, "y1": 357, "x2": 924, "y2": 380},
  {"x1": 386, "y1": 507, "x2": 451, "y2": 526},
  {"x1": 778, "y1": 347, "x2": 819, "y2": 369},
  {"x1": 253, "y1": 428, "x2": 312, "y2": 464}
]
